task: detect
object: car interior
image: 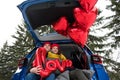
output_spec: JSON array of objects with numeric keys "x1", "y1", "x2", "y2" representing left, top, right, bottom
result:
[{"x1": 59, "y1": 43, "x2": 89, "y2": 69}]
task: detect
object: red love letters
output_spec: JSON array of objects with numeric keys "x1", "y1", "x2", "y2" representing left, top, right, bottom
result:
[
  {"x1": 32, "y1": 47, "x2": 47, "y2": 67},
  {"x1": 38, "y1": 59, "x2": 72, "y2": 78},
  {"x1": 32, "y1": 47, "x2": 72, "y2": 78}
]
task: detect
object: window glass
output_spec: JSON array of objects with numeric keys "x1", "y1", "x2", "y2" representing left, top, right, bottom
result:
[{"x1": 34, "y1": 25, "x2": 55, "y2": 36}]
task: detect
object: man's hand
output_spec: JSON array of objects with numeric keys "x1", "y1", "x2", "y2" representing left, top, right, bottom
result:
[{"x1": 30, "y1": 66, "x2": 42, "y2": 75}]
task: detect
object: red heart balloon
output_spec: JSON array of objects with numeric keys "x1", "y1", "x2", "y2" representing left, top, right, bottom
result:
[
  {"x1": 51, "y1": 6, "x2": 97, "y2": 47},
  {"x1": 68, "y1": 26, "x2": 88, "y2": 47},
  {"x1": 52, "y1": 17, "x2": 68, "y2": 36},
  {"x1": 73, "y1": 7, "x2": 97, "y2": 32},
  {"x1": 78, "y1": 0, "x2": 98, "y2": 12}
]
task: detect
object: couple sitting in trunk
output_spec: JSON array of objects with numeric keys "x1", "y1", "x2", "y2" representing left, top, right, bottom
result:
[
  {"x1": 25, "y1": 42, "x2": 94, "y2": 80},
  {"x1": 25, "y1": 42, "x2": 69, "y2": 80}
]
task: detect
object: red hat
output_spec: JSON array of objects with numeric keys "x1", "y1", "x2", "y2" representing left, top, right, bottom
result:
[
  {"x1": 51, "y1": 43, "x2": 59, "y2": 48},
  {"x1": 43, "y1": 42, "x2": 51, "y2": 46}
]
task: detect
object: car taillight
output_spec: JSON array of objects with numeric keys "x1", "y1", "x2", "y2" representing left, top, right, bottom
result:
[
  {"x1": 91, "y1": 54, "x2": 102, "y2": 64},
  {"x1": 18, "y1": 58, "x2": 27, "y2": 68}
]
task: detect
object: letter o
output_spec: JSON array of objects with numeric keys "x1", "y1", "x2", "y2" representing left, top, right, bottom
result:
[{"x1": 46, "y1": 60, "x2": 57, "y2": 71}]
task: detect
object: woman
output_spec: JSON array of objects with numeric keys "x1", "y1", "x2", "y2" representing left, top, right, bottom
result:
[{"x1": 48, "y1": 43, "x2": 66, "y2": 60}]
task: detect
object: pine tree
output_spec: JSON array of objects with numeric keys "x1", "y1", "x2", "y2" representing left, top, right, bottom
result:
[
  {"x1": 105, "y1": 0, "x2": 120, "y2": 49},
  {"x1": 0, "y1": 23, "x2": 34, "y2": 80},
  {"x1": 102, "y1": 0, "x2": 120, "y2": 79},
  {"x1": 0, "y1": 23, "x2": 53, "y2": 80},
  {"x1": 11, "y1": 23, "x2": 34, "y2": 57},
  {"x1": 82, "y1": 1, "x2": 120, "y2": 79},
  {"x1": 87, "y1": 9, "x2": 112, "y2": 57},
  {"x1": 88, "y1": 1, "x2": 120, "y2": 79},
  {"x1": 0, "y1": 42, "x2": 16, "y2": 80}
]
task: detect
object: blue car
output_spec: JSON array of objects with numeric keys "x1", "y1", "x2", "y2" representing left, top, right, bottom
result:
[{"x1": 11, "y1": 0, "x2": 110, "y2": 80}]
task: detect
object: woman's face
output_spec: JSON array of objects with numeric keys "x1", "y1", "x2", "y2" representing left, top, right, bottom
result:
[{"x1": 51, "y1": 46, "x2": 58, "y2": 54}]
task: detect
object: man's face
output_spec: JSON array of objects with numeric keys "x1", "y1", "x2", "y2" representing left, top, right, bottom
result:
[{"x1": 43, "y1": 44, "x2": 51, "y2": 51}]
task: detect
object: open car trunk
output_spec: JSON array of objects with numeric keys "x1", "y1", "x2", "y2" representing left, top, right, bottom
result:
[
  {"x1": 18, "y1": 0, "x2": 80, "y2": 45},
  {"x1": 18, "y1": 0, "x2": 79, "y2": 29}
]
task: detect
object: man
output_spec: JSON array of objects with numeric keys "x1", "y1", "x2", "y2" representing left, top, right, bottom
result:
[{"x1": 25, "y1": 42, "x2": 55, "y2": 80}]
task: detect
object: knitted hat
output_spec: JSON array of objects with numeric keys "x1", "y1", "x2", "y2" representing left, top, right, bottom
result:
[
  {"x1": 43, "y1": 42, "x2": 51, "y2": 46},
  {"x1": 51, "y1": 43, "x2": 59, "y2": 48}
]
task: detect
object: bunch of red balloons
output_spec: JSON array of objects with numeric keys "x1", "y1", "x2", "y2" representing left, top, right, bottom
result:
[{"x1": 52, "y1": 0, "x2": 98, "y2": 47}]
